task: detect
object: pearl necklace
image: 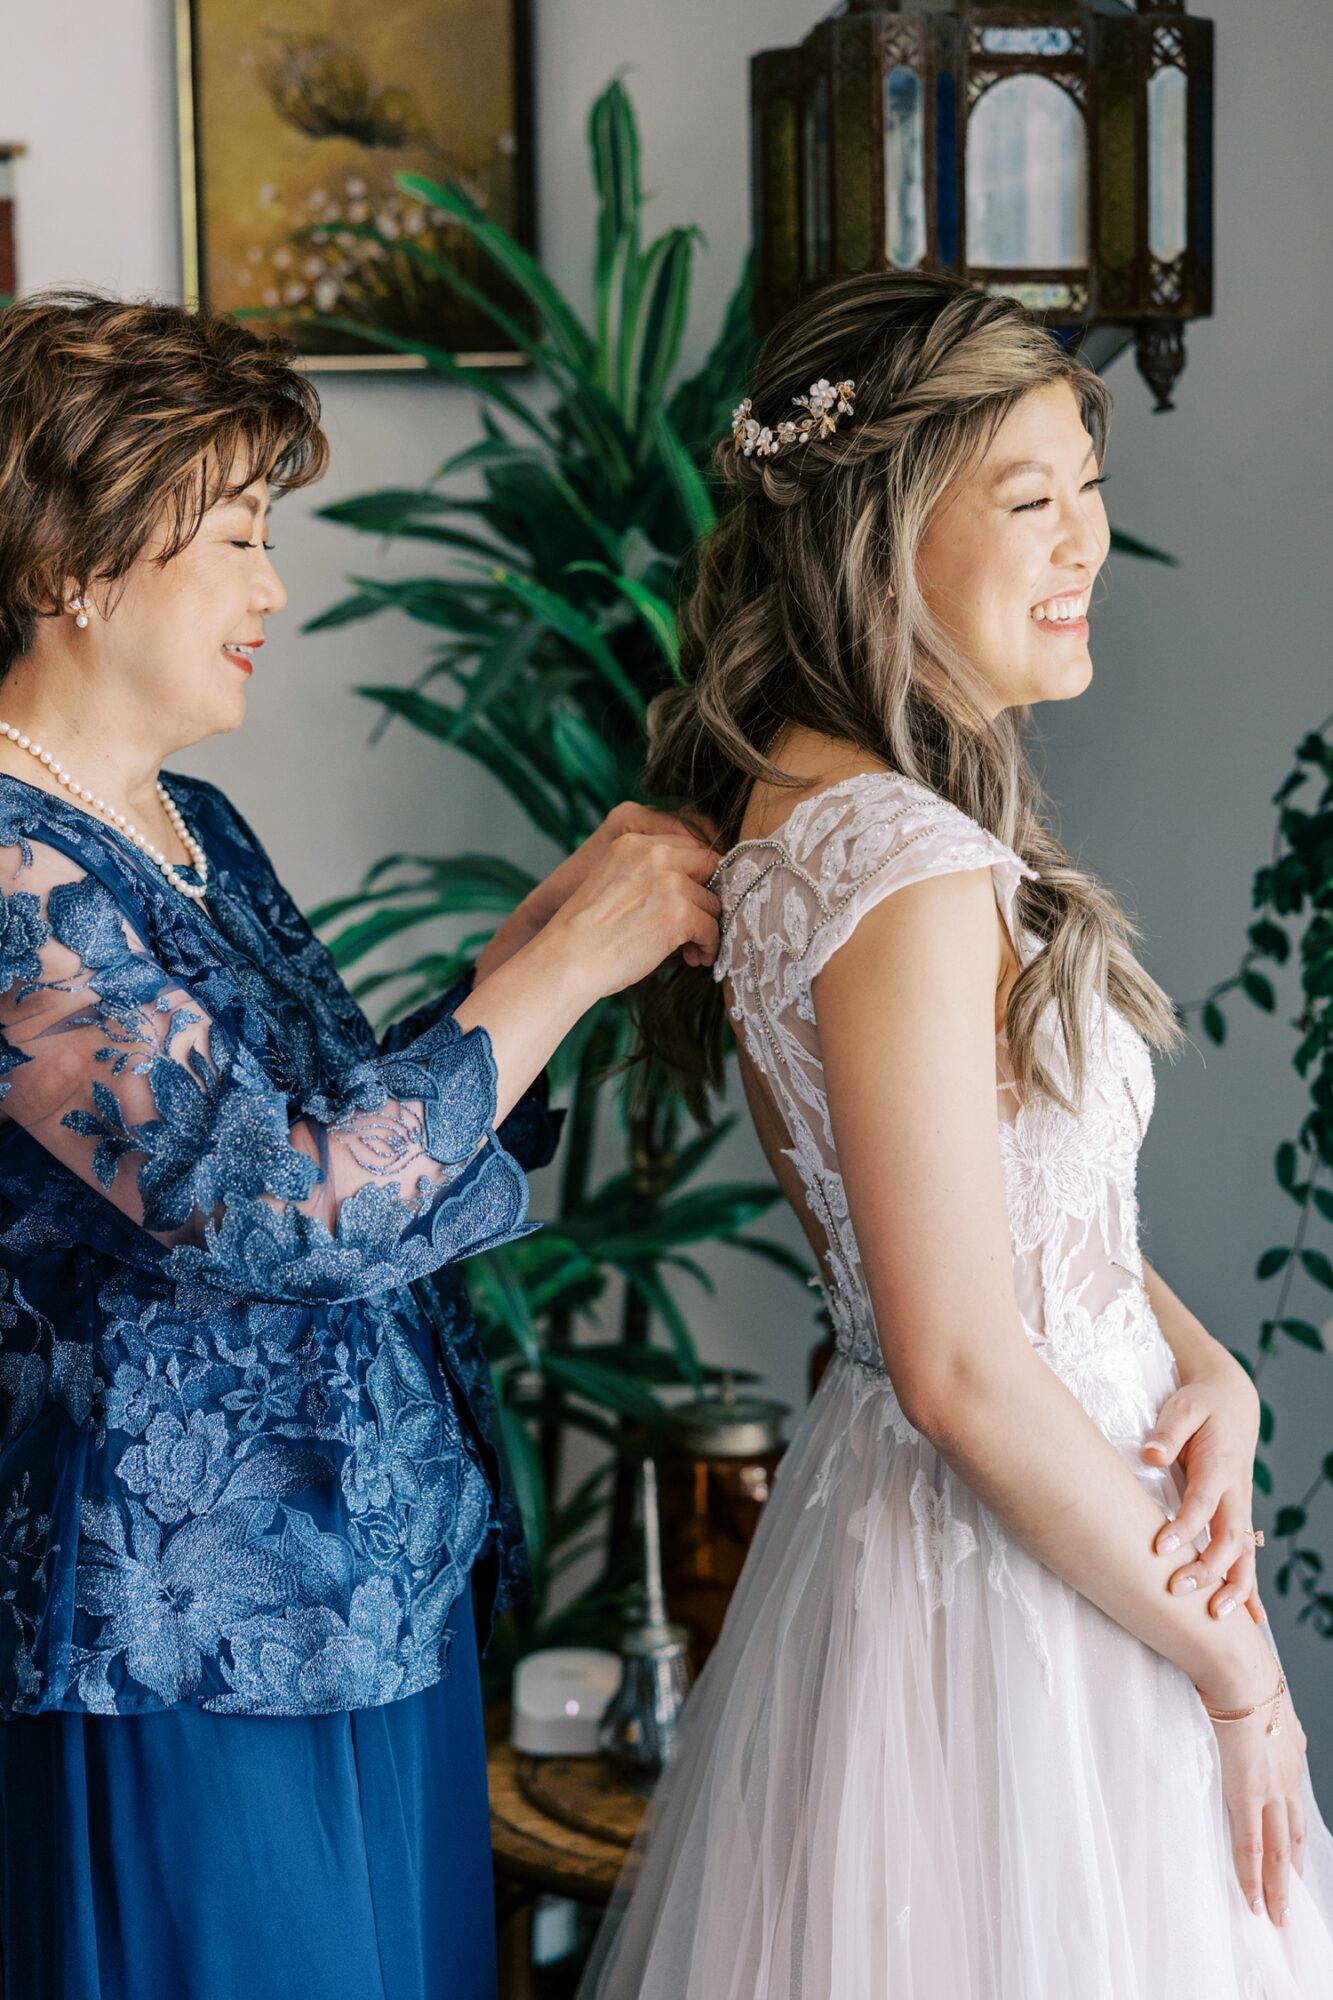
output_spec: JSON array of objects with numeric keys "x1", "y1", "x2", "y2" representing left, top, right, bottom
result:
[{"x1": 0, "y1": 721, "x2": 209, "y2": 903}]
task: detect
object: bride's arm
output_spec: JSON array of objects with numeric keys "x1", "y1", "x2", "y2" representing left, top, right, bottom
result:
[{"x1": 813, "y1": 861, "x2": 1271, "y2": 1709}]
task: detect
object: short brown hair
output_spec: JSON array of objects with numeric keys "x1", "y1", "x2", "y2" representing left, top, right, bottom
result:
[{"x1": 0, "y1": 288, "x2": 329, "y2": 676}]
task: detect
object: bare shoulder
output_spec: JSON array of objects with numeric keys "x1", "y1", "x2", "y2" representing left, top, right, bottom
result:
[{"x1": 738, "y1": 726, "x2": 894, "y2": 844}]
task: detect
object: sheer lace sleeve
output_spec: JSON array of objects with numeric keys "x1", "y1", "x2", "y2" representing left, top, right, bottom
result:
[
  {"x1": 0, "y1": 837, "x2": 536, "y2": 1303},
  {"x1": 378, "y1": 964, "x2": 565, "y2": 1173}
]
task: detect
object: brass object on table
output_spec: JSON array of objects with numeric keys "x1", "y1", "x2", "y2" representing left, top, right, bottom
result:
[{"x1": 658, "y1": 1375, "x2": 789, "y2": 1675}]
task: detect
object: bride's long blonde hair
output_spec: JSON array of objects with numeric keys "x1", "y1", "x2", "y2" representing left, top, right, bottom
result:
[{"x1": 636, "y1": 271, "x2": 1183, "y2": 1120}]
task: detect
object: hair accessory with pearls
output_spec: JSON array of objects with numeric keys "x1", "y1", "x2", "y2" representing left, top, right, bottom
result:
[
  {"x1": 0, "y1": 721, "x2": 209, "y2": 903},
  {"x1": 731, "y1": 377, "x2": 857, "y2": 460}
]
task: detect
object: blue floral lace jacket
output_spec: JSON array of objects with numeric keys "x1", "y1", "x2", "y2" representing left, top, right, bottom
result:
[{"x1": 0, "y1": 772, "x2": 562, "y2": 1718}]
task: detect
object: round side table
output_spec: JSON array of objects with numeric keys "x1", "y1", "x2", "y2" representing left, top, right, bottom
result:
[{"x1": 486, "y1": 1705, "x2": 647, "y2": 1998}]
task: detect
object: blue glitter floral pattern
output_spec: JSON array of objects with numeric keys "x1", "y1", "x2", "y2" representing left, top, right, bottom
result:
[{"x1": 0, "y1": 774, "x2": 561, "y2": 1716}]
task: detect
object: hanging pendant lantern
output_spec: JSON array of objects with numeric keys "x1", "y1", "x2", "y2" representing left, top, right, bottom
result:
[{"x1": 750, "y1": 2, "x2": 1214, "y2": 410}]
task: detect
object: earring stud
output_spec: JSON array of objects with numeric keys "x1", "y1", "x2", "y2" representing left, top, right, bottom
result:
[{"x1": 69, "y1": 594, "x2": 89, "y2": 629}]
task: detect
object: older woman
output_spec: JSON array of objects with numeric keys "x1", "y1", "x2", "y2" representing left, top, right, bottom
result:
[{"x1": 0, "y1": 289, "x2": 719, "y2": 2000}]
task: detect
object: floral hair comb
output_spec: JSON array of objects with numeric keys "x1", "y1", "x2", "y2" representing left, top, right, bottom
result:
[{"x1": 731, "y1": 377, "x2": 857, "y2": 459}]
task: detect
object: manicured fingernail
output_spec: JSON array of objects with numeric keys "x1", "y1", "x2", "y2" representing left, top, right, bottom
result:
[
  {"x1": 1216, "y1": 1596, "x2": 1237, "y2": 1618},
  {"x1": 1160, "y1": 1533, "x2": 1181, "y2": 1553},
  {"x1": 1257, "y1": 1608, "x2": 1269, "y2": 1624},
  {"x1": 1172, "y1": 1575, "x2": 1198, "y2": 1594},
  {"x1": 1252, "y1": 1897, "x2": 1264, "y2": 1915}
]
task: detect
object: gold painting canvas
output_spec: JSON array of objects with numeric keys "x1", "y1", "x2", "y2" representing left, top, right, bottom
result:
[{"x1": 176, "y1": 0, "x2": 534, "y2": 368}]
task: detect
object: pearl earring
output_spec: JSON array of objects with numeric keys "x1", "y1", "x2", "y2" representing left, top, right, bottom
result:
[{"x1": 69, "y1": 594, "x2": 89, "y2": 629}]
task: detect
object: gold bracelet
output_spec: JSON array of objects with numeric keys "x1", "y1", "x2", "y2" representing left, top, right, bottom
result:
[{"x1": 1194, "y1": 1668, "x2": 1287, "y2": 1735}]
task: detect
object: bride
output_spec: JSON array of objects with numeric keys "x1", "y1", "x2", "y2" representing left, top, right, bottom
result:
[{"x1": 576, "y1": 271, "x2": 1333, "y2": 1997}]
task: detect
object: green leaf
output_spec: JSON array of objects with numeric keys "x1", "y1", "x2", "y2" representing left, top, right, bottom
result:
[
  {"x1": 445, "y1": 716, "x2": 580, "y2": 848},
  {"x1": 1200, "y1": 1000, "x2": 1227, "y2": 1045},
  {"x1": 299, "y1": 587, "x2": 394, "y2": 635},
  {"x1": 240, "y1": 305, "x2": 554, "y2": 444},
  {"x1": 549, "y1": 1459, "x2": 617, "y2": 1548},
  {"x1": 1248, "y1": 918, "x2": 1290, "y2": 962},
  {"x1": 323, "y1": 901, "x2": 451, "y2": 969},
  {"x1": 1256, "y1": 1245, "x2": 1292, "y2": 1279},
  {"x1": 582, "y1": 1183, "x2": 782, "y2": 1260},
  {"x1": 304, "y1": 220, "x2": 580, "y2": 401},
  {"x1": 723, "y1": 1234, "x2": 817, "y2": 1285},
  {"x1": 476, "y1": 565, "x2": 646, "y2": 717},
  {"x1": 1314, "y1": 1187, "x2": 1333, "y2": 1224},
  {"x1": 667, "y1": 252, "x2": 759, "y2": 456},
  {"x1": 596, "y1": 225, "x2": 637, "y2": 406},
  {"x1": 568, "y1": 1341, "x2": 756, "y2": 1385},
  {"x1": 1275, "y1": 1505, "x2": 1308, "y2": 1537},
  {"x1": 620, "y1": 227, "x2": 697, "y2": 428},
  {"x1": 1107, "y1": 525, "x2": 1178, "y2": 567},
  {"x1": 1241, "y1": 968, "x2": 1277, "y2": 1011},
  {"x1": 1279, "y1": 1317, "x2": 1326, "y2": 1350},
  {"x1": 550, "y1": 707, "x2": 630, "y2": 815},
  {"x1": 496, "y1": 1400, "x2": 547, "y2": 1568},
  {"x1": 1253, "y1": 1456, "x2": 1273, "y2": 1495},
  {"x1": 540, "y1": 1351, "x2": 665, "y2": 1422},
  {"x1": 468, "y1": 1249, "x2": 543, "y2": 1366},
  {"x1": 622, "y1": 1263, "x2": 705, "y2": 1387},
  {"x1": 589, "y1": 76, "x2": 642, "y2": 271},
  {"x1": 366, "y1": 849, "x2": 536, "y2": 903},
  {"x1": 1258, "y1": 1398, "x2": 1275, "y2": 1443},
  {"x1": 1299, "y1": 1248, "x2": 1333, "y2": 1291},
  {"x1": 394, "y1": 171, "x2": 595, "y2": 373},
  {"x1": 447, "y1": 622, "x2": 540, "y2": 740},
  {"x1": 649, "y1": 406, "x2": 717, "y2": 539},
  {"x1": 1275, "y1": 1141, "x2": 1298, "y2": 1190},
  {"x1": 566, "y1": 561, "x2": 682, "y2": 676}
]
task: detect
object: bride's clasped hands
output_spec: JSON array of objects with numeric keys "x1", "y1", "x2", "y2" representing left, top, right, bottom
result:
[{"x1": 1142, "y1": 1360, "x2": 1309, "y2": 1923}]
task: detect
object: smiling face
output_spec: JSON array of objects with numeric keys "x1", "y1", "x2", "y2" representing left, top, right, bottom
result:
[
  {"x1": 77, "y1": 451, "x2": 288, "y2": 753},
  {"x1": 915, "y1": 380, "x2": 1110, "y2": 716}
]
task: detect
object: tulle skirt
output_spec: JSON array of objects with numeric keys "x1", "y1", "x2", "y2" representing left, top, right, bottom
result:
[
  {"x1": 576, "y1": 1346, "x2": 1333, "y2": 2000},
  {"x1": 0, "y1": 1582, "x2": 496, "y2": 2000}
]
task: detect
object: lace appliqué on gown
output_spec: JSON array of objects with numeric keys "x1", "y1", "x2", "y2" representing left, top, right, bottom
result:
[
  {"x1": 712, "y1": 772, "x2": 1170, "y2": 1674},
  {"x1": 908, "y1": 1467, "x2": 979, "y2": 1614}
]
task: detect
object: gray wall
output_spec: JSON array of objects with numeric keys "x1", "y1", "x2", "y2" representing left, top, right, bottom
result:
[{"x1": 3, "y1": 0, "x2": 1330, "y2": 1792}]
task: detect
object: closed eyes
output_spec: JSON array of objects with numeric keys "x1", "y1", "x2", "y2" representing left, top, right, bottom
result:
[
  {"x1": 1013, "y1": 476, "x2": 1108, "y2": 515},
  {"x1": 231, "y1": 540, "x2": 277, "y2": 551}
]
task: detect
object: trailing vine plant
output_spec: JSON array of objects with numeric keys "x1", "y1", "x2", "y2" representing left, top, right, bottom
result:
[{"x1": 1184, "y1": 714, "x2": 1333, "y2": 1635}]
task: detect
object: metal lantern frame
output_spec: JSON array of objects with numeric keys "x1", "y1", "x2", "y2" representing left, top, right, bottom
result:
[{"x1": 750, "y1": 1, "x2": 1214, "y2": 408}]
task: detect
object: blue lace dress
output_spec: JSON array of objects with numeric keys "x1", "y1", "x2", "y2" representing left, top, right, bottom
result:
[{"x1": 0, "y1": 770, "x2": 562, "y2": 1999}]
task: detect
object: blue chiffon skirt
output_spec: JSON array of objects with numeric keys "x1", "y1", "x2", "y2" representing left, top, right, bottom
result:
[{"x1": 0, "y1": 1583, "x2": 497, "y2": 2000}]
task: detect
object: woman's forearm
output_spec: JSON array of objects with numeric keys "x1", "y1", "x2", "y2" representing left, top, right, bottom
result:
[
  {"x1": 910, "y1": 1336, "x2": 1274, "y2": 1706},
  {"x1": 454, "y1": 922, "x2": 595, "y2": 1129}
]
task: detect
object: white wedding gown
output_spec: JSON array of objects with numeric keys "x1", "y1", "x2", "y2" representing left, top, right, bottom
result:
[{"x1": 575, "y1": 771, "x2": 1333, "y2": 1999}]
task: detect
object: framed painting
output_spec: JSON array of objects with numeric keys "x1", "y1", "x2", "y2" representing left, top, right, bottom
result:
[{"x1": 174, "y1": 0, "x2": 535, "y2": 370}]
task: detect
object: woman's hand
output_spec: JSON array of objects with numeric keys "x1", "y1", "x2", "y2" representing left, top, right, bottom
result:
[
  {"x1": 452, "y1": 825, "x2": 722, "y2": 1130},
  {"x1": 1196, "y1": 1649, "x2": 1309, "y2": 1921},
  {"x1": 477, "y1": 803, "x2": 718, "y2": 982},
  {"x1": 1142, "y1": 1365, "x2": 1266, "y2": 1626},
  {"x1": 545, "y1": 826, "x2": 723, "y2": 992}
]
